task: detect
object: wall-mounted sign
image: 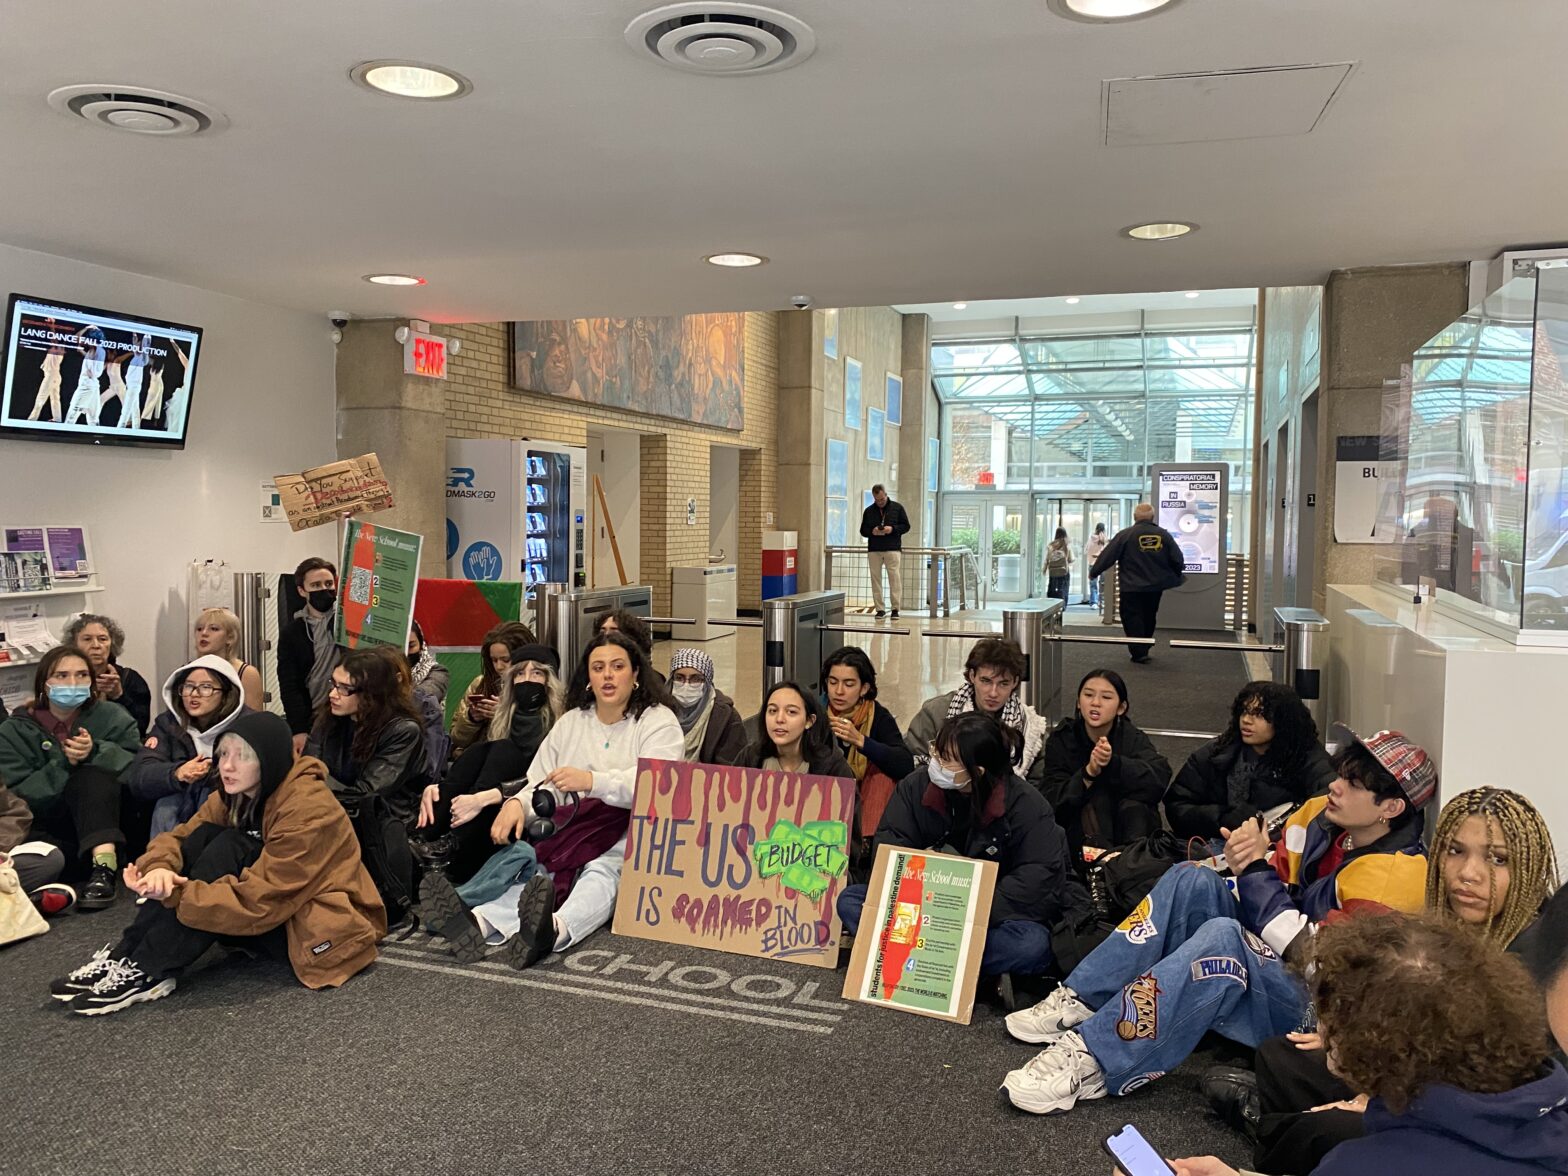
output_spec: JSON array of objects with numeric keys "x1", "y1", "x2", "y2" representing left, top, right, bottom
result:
[{"x1": 404, "y1": 329, "x2": 448, "y2": 380}]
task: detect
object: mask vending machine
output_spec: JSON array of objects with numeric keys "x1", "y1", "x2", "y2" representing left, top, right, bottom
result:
[{"x1": 446, "y1": 438, "x2": 587, "y2": 589}]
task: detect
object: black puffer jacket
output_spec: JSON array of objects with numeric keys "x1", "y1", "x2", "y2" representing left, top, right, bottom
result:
[
  {"x1": 1034, "y1": 715, "x2": 1170, "y2": 855},
  {"x1": 1165, "y1": 735, "x2": 1337, "y2": 841},
  {"x1": 874, "y1": 768, "x2": 1089, "y2": 927},
  {"x1": 1088, "y1": 520, "x2": 1185, "y2": 593},
  {"x1": 306, "y1": 714, "x2": 427, "y2": 822}
]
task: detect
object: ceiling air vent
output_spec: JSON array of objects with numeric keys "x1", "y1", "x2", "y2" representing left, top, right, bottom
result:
[
  {"x1": 625, "y1": 4, "x2": 817, "y2": 76},
  {"x1": 47, "y1": 85, "x2": 227, "y2": 137}
]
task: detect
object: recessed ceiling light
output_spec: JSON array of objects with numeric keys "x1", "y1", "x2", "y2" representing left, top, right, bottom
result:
[
  {"x1": 351, "y1": 60, "x2": 472, "y2": 100},
  {"x1": 1065, "y1": 297, "x2": 1082, "y2": 305},
  {"x1": 1047, "y1": 0, "x2": 1184, "y2": 23},
  {"x1": 1185, "y1": 290, "x2": 1201, "y2": 299},
  {"x1": 704, "y1": 252, "x2": 768, "y2": 268},
  {"x1": 952, "y1": 302, "x2": 968, "y2": 310},
  {"x1": 1122, "y1": 221, "x2": 1198, "y2": 242},
  {"x1": 363, "y1": 273, "x2": 427, "y2": 286}
]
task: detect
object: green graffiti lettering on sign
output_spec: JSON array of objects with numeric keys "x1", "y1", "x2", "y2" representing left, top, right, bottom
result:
[{"x1": 751, "y1": 819, "x2": 849, "y2": 899}]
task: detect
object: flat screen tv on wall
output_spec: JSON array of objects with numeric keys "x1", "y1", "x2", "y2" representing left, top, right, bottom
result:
[{"x1": 0, "y1": 293, "x2": 203, "y2": 449}]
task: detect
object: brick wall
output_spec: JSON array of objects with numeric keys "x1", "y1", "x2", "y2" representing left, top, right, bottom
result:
[{"x1": 439, "y1": 314, "x2": 780, "y2": 613}]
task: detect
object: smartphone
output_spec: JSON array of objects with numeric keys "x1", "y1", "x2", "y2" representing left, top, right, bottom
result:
[{"x1": 1102, "y1": 1124, "x2": 1176, "y2": 1176}]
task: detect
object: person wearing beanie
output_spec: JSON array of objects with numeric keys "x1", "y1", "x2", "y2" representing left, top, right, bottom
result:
[
  {"x1": 49, "y1": 712, "x2": 386, "y2": 1015},
  {"x1": 999, "y1": 725, "x2": 1435, "y2": 1116},
  {"x1": 667, "y1": 648, "x2": 748, "y2": 766},
  {"x1": 124, "y1": 654, "x2": 255, "y2": 839},
  {"x1": 414, "y1": 642, "x2": 565, "y2": 883}
]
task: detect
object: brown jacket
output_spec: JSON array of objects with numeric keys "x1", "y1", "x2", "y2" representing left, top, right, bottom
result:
[
  {"x1": 0, "y1": 781, "x2": 33, "y2": 851},
  {"x1": 137, "y1": 756, "x2": 387, "y2": 989}
]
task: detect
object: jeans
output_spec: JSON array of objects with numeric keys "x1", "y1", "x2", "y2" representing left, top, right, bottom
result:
[
  {"x1": 1067, "y1": 864, "x2": 1310, "y2": 1096},
  {"x1": 838, "y1": 883, "x2": 1055, "y2": 977},
  {"x1": 472, "y1": 839, "x2": 625, "y2": 951},
  {"x1": 1119, "y1": 589, "x2": 1162, "y2": 659},
  {"x1": 116, "y1": 823, "x2": 286, "y2": 980}
]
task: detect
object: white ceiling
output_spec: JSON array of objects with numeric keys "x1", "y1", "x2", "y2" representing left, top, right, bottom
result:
[{"x1": 1, "y1": 1, "x2": 1565, "y2": 323}]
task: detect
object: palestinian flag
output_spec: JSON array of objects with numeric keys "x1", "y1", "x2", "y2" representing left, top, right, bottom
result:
[{"x1": 415, "y1": 578, "x2": 525, "y2": 725}]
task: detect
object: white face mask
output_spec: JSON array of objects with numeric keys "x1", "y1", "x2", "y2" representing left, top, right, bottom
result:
[
  {"x1": 927, "y1": 759, "x2": 968, "y2": 791},
  {"x1": 670, "y1": 681, "x2": 706, "y2": 708}
]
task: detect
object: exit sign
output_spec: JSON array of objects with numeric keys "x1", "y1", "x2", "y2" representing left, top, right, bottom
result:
[{"x1": 404, "y1": 330, "x2": 448, "y2": 379}]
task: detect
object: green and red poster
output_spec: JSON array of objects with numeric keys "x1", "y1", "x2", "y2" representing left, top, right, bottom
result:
[
  {"x1": 413, "y1": 577, "x2": 526, "y2": 726},
  {"x1": 336, "y1": 519, "x2": 423, "y2": 651},
  {"x1": 842, "y1": 845, "x2": 996, "y2": 1024}
]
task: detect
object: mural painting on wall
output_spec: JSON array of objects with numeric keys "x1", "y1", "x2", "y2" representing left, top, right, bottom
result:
[{"x1": 510, "y1": 313, "x2": 745, "y2": 430}]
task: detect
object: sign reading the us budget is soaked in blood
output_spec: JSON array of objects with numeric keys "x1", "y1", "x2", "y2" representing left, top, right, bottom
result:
[{"x1": 611, "y1": 760, "x2": 855, "y2": 970}]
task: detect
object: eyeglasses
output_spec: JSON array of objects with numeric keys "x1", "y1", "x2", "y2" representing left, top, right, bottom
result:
[
  {"x1": 329, "y1": 680, "x2": 361, "y2": 696},
  {"x1": 180, "y1": 682, "x2": 222, "y2": 698}
]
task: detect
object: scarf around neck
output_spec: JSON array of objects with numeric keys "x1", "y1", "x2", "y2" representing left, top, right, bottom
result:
[
  {"x1": 837, "y1": 698, "x2": 875, "y2": 781},
  {"x1": 304, "y1": 609, "x2": 338, "y2": 709},
  {"x1": 947, "y1": 681, "x2": 1025, "y2": 732},
  {"x1": 410, "y1": 645, "x2": 437, "y2": 685}
]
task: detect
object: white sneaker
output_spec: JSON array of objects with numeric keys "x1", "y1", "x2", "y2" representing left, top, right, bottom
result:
[
  {"x1": 1004, "y1": 984, "x2": 1092, "y2": 1044},
  {"x1": 1002, "y1": 1030, "x2": 1107, "y2": 1115}
]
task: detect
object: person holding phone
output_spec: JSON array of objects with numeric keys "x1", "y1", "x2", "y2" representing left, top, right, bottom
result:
[
  {"x1": 449, "y1": 620, "x2": 535, "y2": 757},
  {"x1": 1001, "y1": 725, "x2": 1435, "y2": 1117},
  {"x1": 0, "y1": 646, "x2": 141, "y2": 910}
]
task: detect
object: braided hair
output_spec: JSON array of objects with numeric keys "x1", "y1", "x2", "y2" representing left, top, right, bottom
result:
[{"x1": 1425, "y1": 787, "x2": 1559, "y2": 947}]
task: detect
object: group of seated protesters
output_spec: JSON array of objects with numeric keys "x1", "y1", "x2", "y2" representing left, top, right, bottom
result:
[{"x1": 3, "y1": 552, "x2": 1566, "y2": 1176}]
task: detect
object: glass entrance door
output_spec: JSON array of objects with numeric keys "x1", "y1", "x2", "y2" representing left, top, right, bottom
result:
[
  {"x1": 942, "y1": 495, "x2": 1031, "y2": 602},
  {"x1": 1034, "y1": 496, "x2": 1127, "y2": 602}
]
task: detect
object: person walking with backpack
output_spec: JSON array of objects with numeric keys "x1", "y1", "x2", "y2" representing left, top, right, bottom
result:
[
  {"x1": 1044, "y1": 527, "x2": 1073, "y2": 601},
  {"x1": 1089, "y1": 503, "x2": 1186, "y2": 663}
]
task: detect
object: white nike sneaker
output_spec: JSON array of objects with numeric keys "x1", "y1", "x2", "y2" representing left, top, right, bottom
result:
[
  {"x1": 1001, "y1": 1030, "x2": 1107, "y2": 1115},
  {"x1": 1004, "y1": 984, "x2": 1092, "y2": 1044}
]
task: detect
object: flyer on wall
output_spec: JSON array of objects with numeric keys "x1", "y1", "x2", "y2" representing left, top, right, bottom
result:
[
  {"x1": 1156, "y1": 470, "x2": 1221, "y2": 574},
  {"x1": 842, "y1": 845, "x2": 996, "y2": 1024},
  {"x1": 336, "y1": 519, "x2": 423, "y2": 650}
]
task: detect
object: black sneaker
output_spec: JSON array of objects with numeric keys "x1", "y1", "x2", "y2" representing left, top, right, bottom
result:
[
  {"x1": 1201, "y1": 1065, "x2": 1260, "y2": 1141},
  {"x1": 503, "y1": 874, "x2": 556, "y2": 971},
  {"x1": 874, "y1": 610, "x2": 887, "y2": 618},
  {"x1": 68, "y1": 960, "x2": 176, "y2": 1016},
  {"x1": 890, "y1": 610, "x2": 899, "y2": 619},
  {"x1": 49, "y1": 943, "x2": 116, "y2": 1001},
  {"x1": 418, "y1": 871, "x2": 486, "y2": 963},
  {"x1": 77, "y1": 864, "x2": 118, "y2": 911}
]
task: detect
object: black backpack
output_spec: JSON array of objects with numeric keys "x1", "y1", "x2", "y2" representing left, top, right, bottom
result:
[
  {"x1": 346, "y1": 792, "x2": 417, "y2": 926},
  {"x1": 1085, "y1": 829, "x2": 1186, "y2": 921}
]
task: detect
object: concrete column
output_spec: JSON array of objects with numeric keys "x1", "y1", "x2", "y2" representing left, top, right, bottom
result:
[
  {"x1": 899, "y1": 313, "x2": 932, "y2": 544},
  {"x1": 776, "y1": 310, "x2": 825, "y2": 590},
  {"x1": 1316, "y1": 264, "x2": 1469, "y2": 606},
  {"x1": 335, "y1": 320, "x2": 447, "y2": 577}
]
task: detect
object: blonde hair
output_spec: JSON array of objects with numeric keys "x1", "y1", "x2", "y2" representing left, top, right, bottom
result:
[
  {"x1": 488, "y1": 659, "x2": 565, "y2": 741},
  {"x1": 195, "y1": 607, "x2": 243, "y2": 661},
  {"x1": 1425, "y1": 787, "x2": 1559, "y2": 947}
]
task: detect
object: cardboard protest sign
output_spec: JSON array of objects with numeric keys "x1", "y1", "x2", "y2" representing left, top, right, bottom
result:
[
  {"x1": 336, "y1": 520, "x2": 422, "y2": 650},
  {"x1": 273, "y1": 453, "x2": 394, "y2": 531},
  {"x1": 841, "y1": 845, "x2": 997, "y2": 1024},
  {"x1": 612, "y1": 759, "x2": 855, "y2": 970}
]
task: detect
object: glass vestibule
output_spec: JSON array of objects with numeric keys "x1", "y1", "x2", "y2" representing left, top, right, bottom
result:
[
  {"x1": 943, "y1": 495, "x2": 1030, "y2": 602},
  {"x1": 1033, "y1": 496, "x2": 1129, "y2": 599}
]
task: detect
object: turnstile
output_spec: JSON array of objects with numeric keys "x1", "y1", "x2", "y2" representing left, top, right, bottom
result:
[{"x1": 758, "y1": 590, "x2": 909, "y2": 695}]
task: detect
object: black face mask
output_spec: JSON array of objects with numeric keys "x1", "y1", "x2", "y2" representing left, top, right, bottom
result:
[
  {"x1": 512, "y1": 681, "x2": 548, "y2": 715},
  {"x1": 307, "y1": 588, "x2": 336, "y2": 613}
]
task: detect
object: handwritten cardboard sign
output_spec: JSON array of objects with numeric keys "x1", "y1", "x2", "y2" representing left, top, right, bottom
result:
[
  {"x1": 841, "y1": 845, "x2": 996, "y2": 1024},
  {"x1": 612, "y1": 759, "x2": 856, "y2": 970},
  {"x1": 272, "y1": 453, "x2": 394, "y2": 531}
]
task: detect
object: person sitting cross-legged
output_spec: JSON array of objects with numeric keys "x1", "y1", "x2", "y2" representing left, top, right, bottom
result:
[
  {"x1": 48, "y1": 712, "x2": 385, "y2": 1015},
  {"x1": 904, "y1": 638, "x2": 1048, "y2": 774},
  {"x1": 999, "y1": 724, "x2": 1435, "y2": 1116},
  {"x1": 838, "y1": 711, "x2": 1087, "y2": 990}
]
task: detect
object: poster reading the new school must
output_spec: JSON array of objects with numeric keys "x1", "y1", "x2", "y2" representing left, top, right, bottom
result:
[
  {"x1": 842, "y1": 845, "x2": 996, "y2": 1024},
  {"x1": 612, "y1": 760, "x2": 855, "y2": 970},
  {"x1": 1157, "y1": 469, "x2": 1222, "y2": 574},
  {"x1": 336, "y1": 519, "x2": 422, "y2": 650}
]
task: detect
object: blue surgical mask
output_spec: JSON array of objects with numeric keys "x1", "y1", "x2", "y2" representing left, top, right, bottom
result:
[
  {"x1": 48, "y1": 684, "x2": 91, "y2": 709},
  {"x1": 927, "y1": 759, "x2": 968, "y2": 791}
]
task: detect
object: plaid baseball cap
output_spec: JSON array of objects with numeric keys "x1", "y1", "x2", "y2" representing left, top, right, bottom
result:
[{"x1": 1329, "y1": 722, "x2": 1437, "y2": 810}]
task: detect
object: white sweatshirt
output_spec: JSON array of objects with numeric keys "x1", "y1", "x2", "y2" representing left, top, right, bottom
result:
[{"x1": 525, "y1": 704, "x2": 685, "y2": 808}]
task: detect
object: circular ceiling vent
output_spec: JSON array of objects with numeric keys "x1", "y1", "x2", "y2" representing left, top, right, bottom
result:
[
  {"x1": 625, "y1": 4, "x2": 817, "y2": 76},
  {"x1": 47, "y1": 85, "x2": 228, "y2": 137}
]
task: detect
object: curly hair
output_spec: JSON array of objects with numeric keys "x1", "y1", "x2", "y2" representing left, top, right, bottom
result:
[
  {"x1": 328, "y1": 647, "x2": 424, "y2": 764},
  {"x1": 62, "y1": 612, "x2": 126, "y2": 661},
  {"x1": 1220, "y1": 680, "x2": 1320, "y2": 771},
  {"x1": 566, "y1": 632, "x2": 672, "y2": 719},
  {"x1": 478, "y1": 620, "x2": 537, "y2": 695},
  {"x1": 965, "y1": 637, "x2": 1027, "y2": 683},
  {"x1": 1311, "y1": 912, "x2": 1550, "y2": 1114},
  {"x1": 1425, "y1": 787, "x2": 1558, "y2": 947}
]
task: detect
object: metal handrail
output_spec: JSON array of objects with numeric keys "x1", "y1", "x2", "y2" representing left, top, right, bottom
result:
[
  {"x1": 1057, "y1": 634, "x2": 1155, "y2": 646},
  {"x1": 1169, "y1": 639, "x2": 1283, "y2": 652},
  {"x1": 643, "y1": 616, "x2": 697, "y2": 626}
]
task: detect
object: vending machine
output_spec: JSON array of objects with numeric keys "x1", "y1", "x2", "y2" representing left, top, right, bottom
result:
[{"x1": 446, "y1": 438, "x2": 587, "y2": 589}]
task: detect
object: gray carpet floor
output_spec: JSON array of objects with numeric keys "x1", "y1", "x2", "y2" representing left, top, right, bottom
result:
[
  {"x1": 4, "y1": 903, "x2": 1253, "y2": 1175},
  {"x1": 3, "y1": 633, "x2": 1255, "y2": 1175}
]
